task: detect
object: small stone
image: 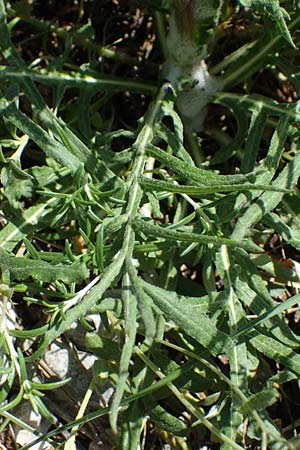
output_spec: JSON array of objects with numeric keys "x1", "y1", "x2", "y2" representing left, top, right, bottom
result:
[{"x1": 13, "y1": 401, "x2": 51, "y2": 450}]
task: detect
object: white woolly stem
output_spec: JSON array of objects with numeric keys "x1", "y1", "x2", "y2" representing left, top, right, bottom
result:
[{"x1": 165, "y1": 0, "x2": 223, "y2": 131}]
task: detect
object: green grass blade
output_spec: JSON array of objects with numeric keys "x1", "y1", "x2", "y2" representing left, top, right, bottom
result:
[{"x1": 233, "y1": 294, "x2": 300, "y2": 340}]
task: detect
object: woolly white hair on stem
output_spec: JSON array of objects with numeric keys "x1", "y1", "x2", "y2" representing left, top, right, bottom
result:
[{"x1": 165, "y1": 0, "x2": 223, "y2": 131}]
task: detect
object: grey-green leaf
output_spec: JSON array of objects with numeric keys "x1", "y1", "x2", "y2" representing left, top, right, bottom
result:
[
  {"x1": 0, "y1": 248, "x2": 88, "y2": 283},
  {"x1": 142, "y1": 280, "x2": 231, "y2": 356}
]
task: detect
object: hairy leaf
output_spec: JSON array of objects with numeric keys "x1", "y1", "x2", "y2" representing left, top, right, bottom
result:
[
  {"x1": 0, "y1": 248, "x2": 88, "y2": 283},
  {"x1": 238, "y1": 0, "x2": 295, "y2": 47}
]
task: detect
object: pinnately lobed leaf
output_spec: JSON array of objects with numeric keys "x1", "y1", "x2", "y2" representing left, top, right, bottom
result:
[
  {"x1": 142, "y1": 280, "x2": 231, "y2": 356},
  {"x1": 238, "y1": 0, "x2": 295, "y2": 47},
  {"x1": 0, "y1": 248, "x2": 88, "y2": 283},
  {"x1": 1, "y1": 0, "x2": 300, "y2": 448}
]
